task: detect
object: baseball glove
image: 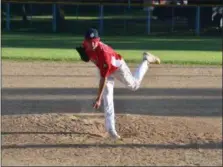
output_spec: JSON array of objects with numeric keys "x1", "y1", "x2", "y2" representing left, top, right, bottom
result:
[{"x1": 75, "y1": 46, "x2": 90, "y2": 62}]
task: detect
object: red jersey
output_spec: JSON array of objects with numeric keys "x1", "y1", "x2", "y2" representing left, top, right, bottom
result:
[{"x1": 84, "y1": 41, "x2": 123, "y2": 78}]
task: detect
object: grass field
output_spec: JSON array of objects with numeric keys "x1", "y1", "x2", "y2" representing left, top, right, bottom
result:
[{"x1": 1, "y1": 32, "x2": 222, "y2": 65}]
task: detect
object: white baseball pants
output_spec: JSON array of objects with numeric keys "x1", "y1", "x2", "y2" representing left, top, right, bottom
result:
[{"x1": 102, "y1": 59, "x2": 148, "y2": 134}]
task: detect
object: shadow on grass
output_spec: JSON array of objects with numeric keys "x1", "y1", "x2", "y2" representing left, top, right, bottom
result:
[{"x1": 1, "y1": 30, "x2": 221, "y2": 51}]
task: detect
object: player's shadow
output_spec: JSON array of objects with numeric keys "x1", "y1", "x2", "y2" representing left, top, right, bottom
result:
[
  {"x1": 1, "y1": 87, "x2": 222, "y2": 117},
  {"x1": 2, "y1": 142, "x2": 222, "y2": 150},
  {"x1": 3, "y1": 73, "x2": 222, "y2": 78}
]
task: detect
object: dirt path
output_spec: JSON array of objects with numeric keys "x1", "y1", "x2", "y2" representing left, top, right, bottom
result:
[{"x1": 1, "y1": 61, "x2": 222, "y2": 166}]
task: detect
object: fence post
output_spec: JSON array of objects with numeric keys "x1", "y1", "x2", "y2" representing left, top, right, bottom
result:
[
  {"x1": 30, "y1": 4, "x2": 33, "y2": 25},
  {"x1": 195, "y1": 6, "x2": 200, "y2": 36},
  {"x1": 99, "y1": 4, "x2": 104, "y2": 35},
  {"x1": 52, "y1": 4, "x2": 57, "y2": 32},
  {"x1": 124, "y1": 6, "x2": 127, "y2": 34},
  {"x1": 147, "y1": 7, "x2": 151, "y2": 35},
  {"x1": 171, "y1": 7, "x2": 175, "y2": 32},
  {"x1": 128, "y1": 0, "x2": 131, "y2": 9},
  {"x1": 6, "y1": 3, "x2": 10, "y2": 31}
]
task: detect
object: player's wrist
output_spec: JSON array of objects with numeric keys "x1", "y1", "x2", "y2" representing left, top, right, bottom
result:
[{"x1": 96, "y1": 96, "x2": 102, "y2": 102}]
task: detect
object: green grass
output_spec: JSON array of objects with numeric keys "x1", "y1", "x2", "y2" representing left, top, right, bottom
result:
[{"x1": 1, "y1": 32, "x2": 222, "y2": 65}]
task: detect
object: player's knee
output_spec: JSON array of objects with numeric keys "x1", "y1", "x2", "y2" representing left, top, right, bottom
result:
[
  {"x1": 125, "y1": 80, "x2": 140, "y2": 91},
  {"x1": 130, "y1": 81, "x2": 140, "y2": 91},
  {"x1": 132, "y1": 87, "x2": 139, "y2": 91},
  {"x1": 130, "y1": 84, "x2": 139, "y2": 91}
]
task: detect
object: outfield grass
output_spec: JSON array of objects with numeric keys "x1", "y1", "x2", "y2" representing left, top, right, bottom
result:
[{"x1": 1, "y1": 32, "x2": 222, "y2": 65}]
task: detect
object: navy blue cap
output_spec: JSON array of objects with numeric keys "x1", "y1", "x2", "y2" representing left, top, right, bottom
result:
[{"x1": 85, "y1": 28, "x2": 99, "y2": 40}]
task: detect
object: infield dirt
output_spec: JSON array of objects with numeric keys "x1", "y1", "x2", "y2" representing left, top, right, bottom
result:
[{"x1": 1, "y1": 61, "x2": 222, "y2": 166}]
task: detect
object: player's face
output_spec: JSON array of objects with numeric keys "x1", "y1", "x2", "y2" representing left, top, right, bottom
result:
[
  {"x1": 85, "y1": 40, "x2": 98, "y2": 51},
  {"x1": 92, "y1": 41, "x2": 98, "y2": 50}
]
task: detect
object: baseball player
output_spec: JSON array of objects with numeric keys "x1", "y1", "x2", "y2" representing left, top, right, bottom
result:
[{"x1": 76, "y1": 28, "x2": 160, "y2": 139}]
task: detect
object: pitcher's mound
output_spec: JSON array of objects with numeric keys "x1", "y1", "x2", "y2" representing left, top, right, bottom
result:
[{"x1": 2, "y1": 113, "x2": 221, "y2": 145}]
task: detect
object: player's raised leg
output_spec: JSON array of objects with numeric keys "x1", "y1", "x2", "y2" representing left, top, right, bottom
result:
[
  {"x1": 113, "y1": 51, "x2": 160, "y2": 91},
  {"x1": 142, "y1": 51, "x2": 161, "y2": 65},
  {"x1": 133, "y1": 51, "x2": 161, "y2": 86}
]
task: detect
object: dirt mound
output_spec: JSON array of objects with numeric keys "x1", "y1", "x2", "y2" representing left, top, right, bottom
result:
[
  {"x1": 2, "y1": 62, "x2": 222, "y2": 166},
  {"x1": 116, "y1": 115, "x2": 221, "y2": 145},
  {"x1": 2, "y1": 114, "x2": 107, "y2": 145},
  {"x1": 2, "y1": 114, "x2": 221, "y2": 146}
]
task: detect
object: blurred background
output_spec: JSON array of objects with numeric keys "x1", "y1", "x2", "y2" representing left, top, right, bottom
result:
[{"x1": 1, "y1": 0, "x2": 223, "y2": 36}]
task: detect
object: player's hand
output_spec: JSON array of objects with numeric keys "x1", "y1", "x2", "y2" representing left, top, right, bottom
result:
[{"x1": 93, "y1": 98, "x2": 101, "y2": 109}]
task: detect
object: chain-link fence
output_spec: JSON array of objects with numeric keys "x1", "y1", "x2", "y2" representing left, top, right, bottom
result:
[{"x1": 1, "y1": 2, "x2": 222, "y2": 36}]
